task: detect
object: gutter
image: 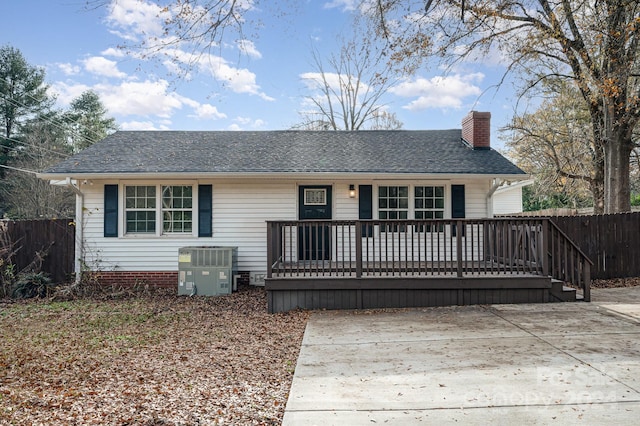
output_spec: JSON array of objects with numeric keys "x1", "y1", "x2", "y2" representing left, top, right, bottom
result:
[
  {"x1": 38, "y1": 171, "x2": 530, "y2": 182},
  {"x1": 65, "y1": 177, "x2": 84, "y2": 284}
]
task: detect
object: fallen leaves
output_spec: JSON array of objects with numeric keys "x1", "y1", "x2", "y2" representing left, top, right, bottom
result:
[
  {"x1": 0, "y1": 286, "x2": 309, "y2": 425},
  {"x1": 591, "y1": 277, "x2": 640, "y2": 288}
]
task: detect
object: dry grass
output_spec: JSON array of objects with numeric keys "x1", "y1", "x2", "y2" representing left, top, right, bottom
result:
[{"x1": 0, "y1": 287, "x2": 309, "y2": 425}]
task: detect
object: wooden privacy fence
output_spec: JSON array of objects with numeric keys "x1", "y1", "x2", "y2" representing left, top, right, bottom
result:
[
  {"x1": 552, "y1": 212, "x2": 640, "y2": 279},
  {"x1": 0, "y1": 219, "x2": 75, "y2": 283}
]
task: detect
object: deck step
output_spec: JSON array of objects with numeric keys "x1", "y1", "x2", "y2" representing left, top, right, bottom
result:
[{"x1": 550, "y1": 279, "x2": 577, "y2": 302}]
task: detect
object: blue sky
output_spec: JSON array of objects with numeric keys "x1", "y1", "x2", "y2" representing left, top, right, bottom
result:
[{"x1": 5, "y1": 0, "x2": 517, "y2": 149}]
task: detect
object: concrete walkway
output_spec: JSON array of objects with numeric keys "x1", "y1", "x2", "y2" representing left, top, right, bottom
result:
[{"x1": 283, "y1": 287, "x2": 640, "y2": 425}]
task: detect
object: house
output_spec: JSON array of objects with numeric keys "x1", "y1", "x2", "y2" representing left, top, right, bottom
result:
[
  {"x1": 492, "y1": 179, "x2": 534, "y2": 216},
  {"x1": 38, "y1": 111, "x2": 591, "y2": 311}
]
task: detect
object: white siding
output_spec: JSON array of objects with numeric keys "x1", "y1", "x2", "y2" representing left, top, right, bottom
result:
[
  {"x1": 211, "y1": 182, "x2": 295, "y2": 271},
  {"x1": 493, "y1": 186, "x2": 524, "y2": 215},
  {"x1": 334, "y1": 182, "x2": 359, "y2": 220},
  {"x1": 78, "y1": 178, "x2": 494, "y2": 273},
  {"x1": 457, "y1": 179, "x2": 491, "y2": 218},
  {"x1": 81, "y1": 181, "x2": 295, "y2": 272}
]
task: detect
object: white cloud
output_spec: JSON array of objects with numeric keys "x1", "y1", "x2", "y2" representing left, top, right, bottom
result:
[
  {"x1": 106, "y1": 0, "x2": 167, "y2": 39},
  {"x1": 390, "y1": 74, "x2": 484, "y2": 110},
  {"x1": 50, "y1": 82, "x2": 91, "y2": 105},
  {"x1": 99, "y1": 80, "x2": 183, "y2": 117},
  {"x1": 237, "y1": 39, "x2": 262, "y2": 59},
  {"x1": 101, "y1": 47, "x2": 126, "y2": 58},
  {"x1": 234, "y1": 116, "x2": 252, "y2": 125},
  {"x1": 191, "y1": 104, "x2": 227, "y2": 120},
  {"x1": 83, "y1": 56, "x2": 127, "y2": 79},
  {"x1": 300, "y1": 71, "x2": 370, "y2": 93},
  {"x1": 51, "y1": 78, "x2": 233, "y2": 128},
  {"x1": 105, "y1": 1, "x2": 272, "y2": 100},
  {"x1": 233, "y1": 116, "x2": 266, "y2": 129},
  {"x1": 163, "y1": 48, "x2": 273, "y2": 100},
  {"x1": 58, "y1": 63, "x2": 81, "y2": 76},
  {"x1": 300, "y1": 71, "x2": 336, "y2": 90},
  {"x1": 228, "y1": 123, "x2": 242, "y2": 131},
  {"x1": 202, "y1": 55, "x2": 273, "y2": 100},
  {"x1": 52, "y1": 79, "x2": 184, "y2": 119},
  {"x1": 323, "y1": 0, "x2": 358, "y2": 11},
  {"x1": 120, "y1": 120, "x2": 166, "y2": 130}
]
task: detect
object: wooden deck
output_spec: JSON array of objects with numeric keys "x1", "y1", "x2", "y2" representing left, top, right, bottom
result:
[
  {"x1": 266, "y1": 218, "x2": 591, "y2": 313},
  {"x1": 267, "y1": 274, "x2": 554, "y2": 313}
]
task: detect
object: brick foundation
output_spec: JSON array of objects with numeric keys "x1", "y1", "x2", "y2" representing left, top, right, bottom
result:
[
  {"x1": 87, "y1": 270, "x2": 252, "y2": 289},
  {"x1": 89, "y1": 271, "x2": 179, "y2": 289}
]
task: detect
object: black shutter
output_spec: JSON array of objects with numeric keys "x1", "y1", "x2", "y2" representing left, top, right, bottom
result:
[
  {"x1": 104, "y1": 184, "x2": 118, "y2": 237},
  {"x1": 451, "y1": 184, "x2": 465, "y2": 236},
  {"x1": 359, "y1": 185, "x2": 373, "y2": 237},
  {"x1": 451, "y1": 185, "x2": 465, "y2": 218},
  {"x1": 198, "y1": 185, "x2": 213, "y2": 237}
]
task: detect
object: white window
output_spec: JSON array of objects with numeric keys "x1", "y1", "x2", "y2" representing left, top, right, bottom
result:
[
  {"x1": 125, "y1": 186, "x2": 156, "y2": 233},
  {"x1": 304, "y1": 188, "x2": 327, "y2": 205},
  {"x1": 162, "y1": 186, "x2": 193, "y2": 233},
  {"x1": 415, "y1": 186, "x2": 445, "y2": 220},
  {"x1": 125, "y1": 184, "x2": 194, "y2": 235},
  {"x1": 378, "y1": 186, "x2": 408, "y2": 220},
  {"x1": 376, "y1": 184, "x2": 450, "y2": 232}
]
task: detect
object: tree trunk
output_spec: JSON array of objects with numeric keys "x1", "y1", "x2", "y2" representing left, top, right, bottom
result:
[
  {"x1": 603, "y1": 136, "x2": 633, "y2": 213},
  {"x1": 592, "y1": 136, "x2": 605, "y2": 214},
  {"x1": 591, "y1": 178, "x2": 605, "y2": 215}
]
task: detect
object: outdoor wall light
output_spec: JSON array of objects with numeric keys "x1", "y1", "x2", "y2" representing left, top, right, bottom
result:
[{"x1": 349, "y1": 184, "x2": 356, "y2": 198}]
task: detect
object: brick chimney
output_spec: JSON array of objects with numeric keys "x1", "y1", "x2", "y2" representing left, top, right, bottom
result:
[{"x1": 461, "y1": 111, "x2": 491, "y2": 149}]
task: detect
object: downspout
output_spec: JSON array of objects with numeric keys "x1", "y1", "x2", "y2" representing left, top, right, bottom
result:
[
  {"x1": 486, "y1": 178, "x2": 506, "y2": 218},
  {"x1": 66, "y1": 177, "x2": 84, "y2": 284}
]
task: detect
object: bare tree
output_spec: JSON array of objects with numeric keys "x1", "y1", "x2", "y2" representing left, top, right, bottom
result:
[
  {"x1": 297, "y1": 40, "x2": 402, "y2": 130},
  {"x1": 368, "y1": 0, "x2": 640, "y2": 213},
  {"x1": 503, "y1": 82, "x2": 604, "y2": 212},
  {"x1": 89, "y1": 0, "x2": 289, "y2": 76},
  {"x1": 1, "y1": 114, "x2": 73, "y2": 219}
]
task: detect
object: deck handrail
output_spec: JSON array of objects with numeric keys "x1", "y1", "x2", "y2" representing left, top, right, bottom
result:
[
  {"x1": 546, "y1": 219, "x2": 592, "y2": 301},
  {"x1": 548, "y1": 219, "x2": 593, "y2": 266},
  {"x1": 266, "y1": 218, "x2": 591, "y2": 300}
]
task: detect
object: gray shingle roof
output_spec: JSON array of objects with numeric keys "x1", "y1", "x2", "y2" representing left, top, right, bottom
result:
[{"x1": 42, "y1": 130, "x2": 526, "y2": 176}]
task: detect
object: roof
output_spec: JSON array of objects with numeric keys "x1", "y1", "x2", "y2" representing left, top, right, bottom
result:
[
  {"x1": 494, "y1": 179, "x2": 534, "y2": 194},
  {"x1": 40, "y1": 130, "x2": 526, "y2": 178}
]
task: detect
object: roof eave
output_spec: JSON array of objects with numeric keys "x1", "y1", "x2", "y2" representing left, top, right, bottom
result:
[{"x1": 38, "y1": 171, "x2": 530, "y2": 182}]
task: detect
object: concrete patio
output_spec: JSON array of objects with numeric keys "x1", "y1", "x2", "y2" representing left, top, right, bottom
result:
[{"x1": 283, "y1": 287, "x2": 640, "y2": 425}]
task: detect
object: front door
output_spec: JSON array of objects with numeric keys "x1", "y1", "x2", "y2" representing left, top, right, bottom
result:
[{"x1": 298, "y1": 185, "x2": 332, "y2": 260}]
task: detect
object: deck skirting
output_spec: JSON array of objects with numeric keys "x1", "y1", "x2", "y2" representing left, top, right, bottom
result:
[{"x1": 266, "y1": 276, "x2": 551, "y2": 313}]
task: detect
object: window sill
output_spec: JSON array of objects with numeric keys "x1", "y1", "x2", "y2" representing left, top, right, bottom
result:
[{"x1": 120, "y1": 233, "x2": 199, "y2": 239}]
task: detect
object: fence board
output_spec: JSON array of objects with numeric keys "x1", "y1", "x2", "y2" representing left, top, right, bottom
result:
[
  {"x1": 1, "y1": 219, "x2": 75, "y2": 284},
  {"x1": 552, "y1": 212, "x2": 640, "y2": 279}
]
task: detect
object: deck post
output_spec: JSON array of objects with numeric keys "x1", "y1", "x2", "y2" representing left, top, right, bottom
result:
[
  {"x1": 583, "y1": 261, "x2": 591, "y2": 302},
  {"x1": 456, "y1": 220, "x2": 463, "y2": 277},
  {"x1": 541, "y1": 219, "x2": 549, "y2": 277},
  {"x1": 355, "y1": 221, "x2": 362, "y2": 278},
  {"x1": 266, "y1": 222, "x2": 273, "y2": 278}
]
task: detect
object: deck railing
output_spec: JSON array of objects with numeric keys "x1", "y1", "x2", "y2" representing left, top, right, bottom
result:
[{"x1": 266, "y1": 218, "x2": 591, "y2": 300}]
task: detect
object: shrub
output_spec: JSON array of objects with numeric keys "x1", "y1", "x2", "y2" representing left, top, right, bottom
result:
[{"x1": 11, "y1": 272, "x2": 53, "y2": 299}]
